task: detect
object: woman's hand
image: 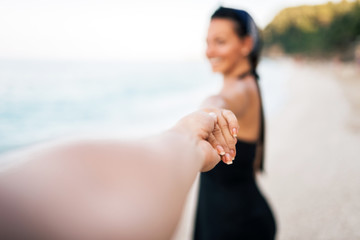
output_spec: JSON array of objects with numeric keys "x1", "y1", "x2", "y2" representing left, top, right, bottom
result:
[
  {"x1": 0, "y1": 109, "x2": 238, "y2": 240},
  {"x1": 202, "y1": 108, "x2": 238, "y2": 165},
  {"x1": 173, "y1": 110, "x2": 238, "y2": 171}
]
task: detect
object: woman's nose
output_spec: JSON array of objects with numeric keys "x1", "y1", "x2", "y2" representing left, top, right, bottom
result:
[{"x1": 206, "y1": 45, "x2": 214, "y2": 58}]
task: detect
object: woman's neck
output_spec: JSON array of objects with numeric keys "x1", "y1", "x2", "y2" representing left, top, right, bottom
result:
[{"x1": 223, "y1": 60, "x2": 252, "y2": 81}]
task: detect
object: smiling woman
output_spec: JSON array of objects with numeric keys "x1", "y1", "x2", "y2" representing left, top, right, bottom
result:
[
  {"x1": 194, "y1": 6, "x2": 276, "y2": 240},
  {"x1": 206, "y1": 18, "x2": 253, "y2": 78}
]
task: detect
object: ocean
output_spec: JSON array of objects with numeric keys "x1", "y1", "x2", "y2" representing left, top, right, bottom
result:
[{"x1": 0, "y1": 57, "x2": 292, "y2": 154}]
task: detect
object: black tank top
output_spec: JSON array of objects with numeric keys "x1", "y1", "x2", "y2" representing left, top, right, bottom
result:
[{"x1": 194, "y1": 73, "x2": 276, "y2": 240}]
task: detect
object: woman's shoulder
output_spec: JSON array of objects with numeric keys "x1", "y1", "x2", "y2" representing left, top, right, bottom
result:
[
  {"x1": 221, "y1": 77, "x2": 259, "y2": 115},
  {"x1": 224, "y1": 76, "x2": 257, "y2": 99}
]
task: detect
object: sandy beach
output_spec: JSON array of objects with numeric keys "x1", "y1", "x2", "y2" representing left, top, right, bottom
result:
[{"x1": 173, "y1": 58, "x2": 360, "y2": 240}]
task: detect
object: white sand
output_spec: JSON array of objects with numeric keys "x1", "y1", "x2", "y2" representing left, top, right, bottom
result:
[
  {"x1": 173, "y1": 59, "x2": 360, "y2": 240},
  {"x1": 260, "y1": 60, "x2": 360, "y2": 239}
]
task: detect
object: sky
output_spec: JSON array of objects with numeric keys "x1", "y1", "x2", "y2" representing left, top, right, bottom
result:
[{"x1": 0, "y1": 0, "x2": 342, "y2": 61}]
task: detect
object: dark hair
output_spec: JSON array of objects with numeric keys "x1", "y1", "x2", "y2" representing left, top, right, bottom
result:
[{"x1": 211, "y1": 7, "x2": 262, "y2": 78}]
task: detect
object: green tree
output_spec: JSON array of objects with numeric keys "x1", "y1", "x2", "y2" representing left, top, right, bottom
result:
[{"x1": 263, "y1": 0, "x2": 360, "y2": 59}]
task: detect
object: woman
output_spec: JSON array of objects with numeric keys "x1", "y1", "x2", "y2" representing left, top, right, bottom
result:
[{"x1": 194, "y1": 7, "x2": 276, "y2": 239}]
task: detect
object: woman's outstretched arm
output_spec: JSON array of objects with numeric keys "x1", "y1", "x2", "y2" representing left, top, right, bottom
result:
[
  {"x1": 200, "y1": 79, "x2": 256, "y2": 164},
  {"x1": 0, "y1": 110, "x2": 238, "y2": 240}
]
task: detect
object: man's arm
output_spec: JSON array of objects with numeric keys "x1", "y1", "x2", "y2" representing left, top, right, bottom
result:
[{"x1": 0, "y1": 110, "x2": 238, "y2": 240}]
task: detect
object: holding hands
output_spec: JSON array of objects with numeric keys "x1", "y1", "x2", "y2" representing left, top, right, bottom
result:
[
  {"x1": 205, "y1": 109, "x2": 238, "y2": 165},
  {"x1": 0, "y1": 109, "x2": 239, "y2": 240},
  {"x1": 173, "y1": 109, "x2": 238, "y2": 172}
]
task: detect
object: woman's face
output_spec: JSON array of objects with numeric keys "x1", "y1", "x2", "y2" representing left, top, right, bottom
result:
[{"x1": 206, "y1": 18, "x2": 249, "y2": 75}]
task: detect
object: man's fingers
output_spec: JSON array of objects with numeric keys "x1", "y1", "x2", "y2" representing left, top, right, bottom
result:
[
  {"x1": 208, "y1": 132, "x2": 232, "y2": 159},
  {"x1": 200, "y1": 141, "x2": 221, "y2": 172},
  {"x1": 208, "y1": 112, "x2": 217, "y2": 122},
  {"x1": 211, "y1": 126, "x2": 228, "y2": 155}
]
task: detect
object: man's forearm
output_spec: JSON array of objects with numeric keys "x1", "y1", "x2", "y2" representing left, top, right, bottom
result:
[{"x1": 0, "y1": 130, "x2": 205, "y2": 240}]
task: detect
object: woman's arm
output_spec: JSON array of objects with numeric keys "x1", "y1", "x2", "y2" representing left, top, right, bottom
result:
[
  {"x1": 202, "y1": 80, "x2": 249, "y2": 116},
  {"x1": 0, "y1": 110, "x2": 237, "y2": 240},
  {"x1": 200, "y1": 80, "x2": 252, "y2": 163}
]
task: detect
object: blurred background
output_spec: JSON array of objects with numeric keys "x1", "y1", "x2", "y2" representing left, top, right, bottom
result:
[{"x1": 1, "y1": 0, "x2": 359, "y2": 239}]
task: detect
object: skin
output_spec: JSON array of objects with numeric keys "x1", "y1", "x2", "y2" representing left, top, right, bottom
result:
[
  {"x1": 0, "y1": 110, "x2": 238, "y2": 240},
  {"x1": 203, "y1": 18, "x2": 261, "y2": 146}
]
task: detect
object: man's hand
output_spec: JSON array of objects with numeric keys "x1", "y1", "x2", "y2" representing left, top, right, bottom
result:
[{"x1": 173, "y1": 110, "x2": 238, "y2": 171}]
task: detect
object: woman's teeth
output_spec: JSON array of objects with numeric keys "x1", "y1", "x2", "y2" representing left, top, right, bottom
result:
[{"x1": 209, "y1": 58, "x2": 221, "y2": 64}]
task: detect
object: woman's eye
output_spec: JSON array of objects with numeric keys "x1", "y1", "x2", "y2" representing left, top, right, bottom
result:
[{"x1": 216, "y1": 40, "x2": 226, "y2": 45}]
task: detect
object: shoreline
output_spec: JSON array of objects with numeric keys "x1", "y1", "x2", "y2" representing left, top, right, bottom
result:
[{"x1": 260, "y1": 59, "x2": 360, "y2": 239}]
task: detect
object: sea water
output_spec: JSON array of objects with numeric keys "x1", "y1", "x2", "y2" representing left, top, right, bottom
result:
[{"x1": 0, "y1": 57, "x2": 292, "y2": 154}]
